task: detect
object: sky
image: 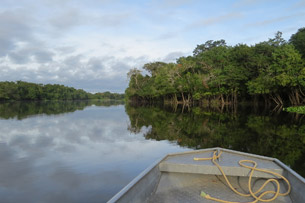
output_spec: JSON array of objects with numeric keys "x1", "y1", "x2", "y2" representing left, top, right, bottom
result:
[{"x1": 0, "y1": 0, "x2": 304, "y2": 93}]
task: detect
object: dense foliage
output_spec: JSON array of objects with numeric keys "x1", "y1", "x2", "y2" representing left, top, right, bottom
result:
[
  {"x1": 93, "y1": 91, "x2": 125, "y2": 101},
  {"x1": 284, "y1": 106, "x2": 305, "y2": 114},
  {"x1": 125, "y1": 104, "x2": 305, "y2": 177},
  {"x1": 0, "y1": 81, "x2": 124, "y2": 101},
  {"x1": 126, "y1": 28, "x2": 305, "y2": 107}
]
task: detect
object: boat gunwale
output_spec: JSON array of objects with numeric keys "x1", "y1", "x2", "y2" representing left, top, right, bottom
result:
[
  {"x1": 274, "y1": 159, "x2": 305, "y2": 184},
  {"x1": 167, "y1": 147, "x2": 276, "y2": 161},
  {"x1": 107, "y1": 147, "x2": 305, "y2": 202},
  {"x1": 107, "y1": 155, "x2": 168, "y2": 203}
]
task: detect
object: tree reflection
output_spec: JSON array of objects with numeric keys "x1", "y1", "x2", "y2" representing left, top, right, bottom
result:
[
  {"x1": 0, "y1": 100, "x2": 124, "y2": 120},
  {"x1": 125, "y1": 104, "x2": 305, "y2": 177}
]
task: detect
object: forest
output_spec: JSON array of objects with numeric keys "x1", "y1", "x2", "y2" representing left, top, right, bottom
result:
[
  {"x1": 125, "y1": 104, "x2": 305, "y2": 177},
  {"x1": 125, "y1": 28, "x2": 305, "y2": 108},
  {"x1": 0, "y1": 81, "x2": 124, "y2": 101}
]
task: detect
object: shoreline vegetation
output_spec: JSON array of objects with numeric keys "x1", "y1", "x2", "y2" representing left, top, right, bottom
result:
[
  {"x1": 284, "y1": 106, "x2": 305, "y2": 114},
  {"x1": 125, "y1": 28, "x2": 305, "y2": 110},
  {"x1": 125, "y1": 104, "x2": 305, "y2": 177},
  {"x1": 0, "y1": 81, "x2": 124, "y2": 101}
]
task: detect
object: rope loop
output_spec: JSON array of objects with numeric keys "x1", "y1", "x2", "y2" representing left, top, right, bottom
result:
[{"x1": 194, "y1": 150, "x2": 291, "y2": 203}]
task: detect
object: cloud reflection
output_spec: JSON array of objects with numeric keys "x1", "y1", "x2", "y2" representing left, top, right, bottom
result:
[{"x1": 0, "y1": 104, "x2": 188, "y2": 202}]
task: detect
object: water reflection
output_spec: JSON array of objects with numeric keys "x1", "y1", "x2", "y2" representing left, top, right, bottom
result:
[
  {"x1": 125, "y1": 104, "x2": 305, "y2": 177},
  {"x1": 2, "y1": 101, "x2": 304, "y2": 202},
  {"x1": 0, "y1": 100, "x2": 124, "y2": 120},
  {"x1": 0, "y1": 101, "x2": 188, "y2": 202}
]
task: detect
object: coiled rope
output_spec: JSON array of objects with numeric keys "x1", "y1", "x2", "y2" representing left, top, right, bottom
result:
[{"x1": 193, "y1": 150, "x2": 291, "y2": 203}]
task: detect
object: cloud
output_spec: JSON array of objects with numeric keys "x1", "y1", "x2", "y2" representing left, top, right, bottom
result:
[
  {"x1": 9, "y1": 50, "x2": 31, "y2": 64},
  {"x1": 0, "y1": 10, "x2": 34, "y2": 56},
  {"x1": 72, "y1": 76, "x2": 128, "y2": 93},
  {"x1": 9, "y1": 44, "x2": 54, "y2": 64},
  {"x1": 49, "y1": 6, "x2": 132, "y2": 30},
  {"x1": 0, "y1": 52, "x2": 147, "y2": 92},
  {"x1": 154, "y1": 32, "x2": 178, "y2": 40},
  {"x1": 34, "y1": 49, "x2": 54, "y2": 63},
  {"x1": 56, "y1": 46, "x2": 76, "y2": 55},
  {"x1": 289, "y1": 0, "x2": 305, "y2": 10},
  {"x1": 161, "y1": 51, "x2": 186, "y2": 63},
  {"x1": 97, "y1": 13, "x2": 132, "y2": 27},
  {"x1": 160, "y1": 0, "x2": 196, "y2": 7},
  {"x1": 63, "y1": 54, "x2": 83, "y2": 67},
  {"x1": 49, "y1": 9, "x2": 84, "y2": 30},
  {"x1": 233, "y1": 0, "x2": 263, "y2": 8},
  {"x1": 87, "y1": 57, "x2": 108, "y2": 72},
  {"x1": 233, "y1": 0, "x2": 278, "y2": 8},
  {"x1": 85, "y1": 56, "x2": 133, "y2": 79},
  {"x1": 245, "y1": 12, "x2": 305, "y2": 27},
  {"x1": 186, "y1": 12, "x2": 243, "y2": 29}
]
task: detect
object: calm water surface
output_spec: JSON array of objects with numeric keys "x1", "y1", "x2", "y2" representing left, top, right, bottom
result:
[
  {"x1": 0, "y1": 101, "x2": 189, "y2": 203},
  {"x1": 0, "y1": 101, "x2": 304, "y2": 202}
]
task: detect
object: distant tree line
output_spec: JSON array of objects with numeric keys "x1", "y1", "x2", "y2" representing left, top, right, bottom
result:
[
  {"x1": 125, "y1": 28, "x2": 305, "y2": 107},
  {"x1": 0, "y1": 81, "x2": 124, "y2": 101},
  {"x1": 93, "y1": 91, "x2": 125, "y2": 100}
]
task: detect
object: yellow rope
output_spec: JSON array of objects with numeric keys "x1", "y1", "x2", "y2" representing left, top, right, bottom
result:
[{"x1": 194, "y1": 150, "x2": 291, "y2": 203}]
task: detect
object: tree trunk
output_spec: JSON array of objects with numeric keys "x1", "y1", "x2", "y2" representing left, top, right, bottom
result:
[
  {"x1": 288, "y1": 94, "x2": 294, "y2": 106},
  {"x1": 220, "y1": 94, "x2": 224, "y2": 104},
  {"x1": 234, "y1": 90, "x2": 238, "y2": 105},
  {"x1": 263, "y1": 95, "x2": 269, "y2": 106},
  {"x1": 295, "y1": 89, "x2": 300, "y2": 105},
  {"x1": 270, "y1": 94, "x2": 280, "y2": 106},
  {"x1": 275, "y1": 93, "x2": 283, "y2": 106},
  {"x1": 174, "y1": 93, "x2": 178, "y2": 104},
  {"x1": 289, "y1": 92, "x2": 297, "y2": 106},
  {"x1": 181, "y1": 92, "x2": 185, "y2": 104},
  {"x1": 187, "y1": 93, "x2": 191, "y2": 104}
]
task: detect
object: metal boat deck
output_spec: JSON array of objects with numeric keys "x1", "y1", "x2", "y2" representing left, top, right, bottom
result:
[
  {"x1": 160, "y1": 149, "x2": 284, "y2": 178},
  {"x1": 147, "y1": 173, "x2": 291, "y2": 202},
  {"x1": 108, "y1": 148, "x2": 305, "y2": 203}
]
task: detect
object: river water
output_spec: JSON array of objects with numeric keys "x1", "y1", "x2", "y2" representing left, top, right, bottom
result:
[{"x1": 0, "y1": 101, "x2": 304, "y2": 202}]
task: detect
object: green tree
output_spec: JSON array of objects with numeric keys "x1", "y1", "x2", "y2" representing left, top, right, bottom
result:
[
  {"x1": 124, "y1": 27, "x2": 305, "y2": 107},
  {"x1": 143, "y1": 62, "x2": 167, "y2": 76},
  {"x1": 193, "y1": 39, "x2": 226, "y2": 56},
  {"x1": 289, "y1": 28, "x2": 305, "y2": 58}
]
